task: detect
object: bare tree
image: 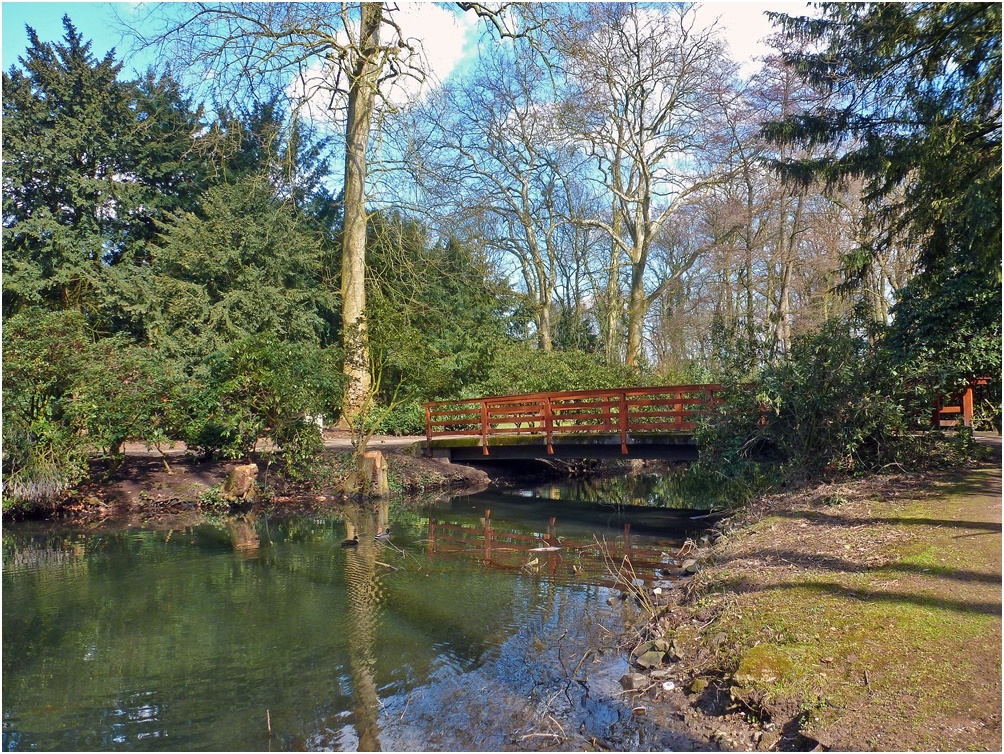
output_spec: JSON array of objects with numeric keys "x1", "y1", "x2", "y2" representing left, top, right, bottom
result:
[
  {"x1": 411, "y1": 32, "x2": 588, "y2": 351},
  {"x1": 561, "y1": 4, "x2": 732, "y2": 366},
  {"x1": 122, "y1": 3, "x2": 435, "y2": 421}
]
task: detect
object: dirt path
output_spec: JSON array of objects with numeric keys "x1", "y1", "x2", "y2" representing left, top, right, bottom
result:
[{"x1": 628, "y1": 450, "x2": 1002, "y2": 751}]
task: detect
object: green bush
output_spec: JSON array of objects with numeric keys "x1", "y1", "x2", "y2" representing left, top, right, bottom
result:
[
  {"x1": 182, "y1": 338, "x2": 343, "y2": 476},
  {"x1": 469, "y1": 343, "x2": 650, "y2": 398},
  {"x1": 693, "y1": 320, "x2": 978, "y2": 495},
  {"x1": 65, "y1": 339, "x2": 188, "y2": 465},
  {"x1": 375, "y1": 400, "x2": 427, "y2": 436},
  {"x1": 2, "y1": 310, "x2": 93, "y2": 510}
]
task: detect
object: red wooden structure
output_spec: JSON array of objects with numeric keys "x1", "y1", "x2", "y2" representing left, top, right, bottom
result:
[
  {"x1": 933, "y1": 378, "x2": 991, "y2": 429},
  {"x1": 424, "y1": 384, "x2": 720, "y2": 456}
]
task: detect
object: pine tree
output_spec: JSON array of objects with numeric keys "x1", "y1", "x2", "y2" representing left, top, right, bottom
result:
[{"x1": 765, "y1": 3, "x2": 1001, "y2": 385}]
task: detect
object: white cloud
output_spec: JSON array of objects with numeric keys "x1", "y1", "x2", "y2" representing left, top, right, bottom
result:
[
  {"x1": 287, "y1": 3, "x2": 478, "y2": 122},
  {"x1": 693, "y1": 2, "x2": 815, "y2": 74}
]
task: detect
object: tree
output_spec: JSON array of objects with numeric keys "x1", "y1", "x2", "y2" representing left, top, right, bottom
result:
[
  {"x1": 414, "y1": 33, "x2": 587, "y2": 351},
  {"x1": 128, "y1": 2, "x2": 442, "y2": 422},
  {"x1": 2, "y1": 17, "x2": 205, "y2": 329},
  {"x1": 144, "y1": 178, "x2": 337, "y2": 361},
  {"x1": 765, "y1": 3, "x2": 1002, "y2": 386},
  {"x1": 561, "y1": 4, "x2": 732, "y2": 366}
]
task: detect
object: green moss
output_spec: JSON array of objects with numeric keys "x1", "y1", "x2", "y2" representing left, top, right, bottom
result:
[{"x1": 733, "y1": 644, "x2": 795, "y2": 687}]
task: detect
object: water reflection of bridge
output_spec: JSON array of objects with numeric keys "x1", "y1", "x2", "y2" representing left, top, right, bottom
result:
[{"x1": 427, "y1": 510, "x2": 681, "y2": 590}]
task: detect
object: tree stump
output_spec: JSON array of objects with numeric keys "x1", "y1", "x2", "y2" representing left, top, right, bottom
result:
[
  {"x1": 346, "y1": 450, "x2": 390, "y2": 496},
  {"x1": 222, "y1": 463, "x2": 259, "y2": 501}
]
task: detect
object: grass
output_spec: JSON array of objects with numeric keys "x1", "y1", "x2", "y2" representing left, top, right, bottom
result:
[{"x1": 684, "y1": 465, "x2": 1001, "y2": 750}]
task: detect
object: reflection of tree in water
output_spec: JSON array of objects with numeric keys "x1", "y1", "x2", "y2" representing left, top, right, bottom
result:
[
  {"x1": 535, "y1": 471, "x2": 707, "y2": 509},
  {"x1": 341, "y1": 501, "x2": 389, "y2": 751}
]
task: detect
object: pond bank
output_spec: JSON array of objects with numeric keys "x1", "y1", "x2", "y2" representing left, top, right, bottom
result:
[
  {"x1": 10, "y1": 430, "x2": 689, "y2": 520},
  {"x1": 7, "y1": 438, "x2": 489, "y2": 520},
  {"x1": 614, "y1": 445, "x2": 1002, "y2": 751}
]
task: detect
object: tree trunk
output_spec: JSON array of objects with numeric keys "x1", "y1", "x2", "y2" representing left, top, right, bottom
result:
[
  {"x1": 604, "y1": 202, "x2": 622, "y2": 364},
  {"x1": 538, "y1": 299, "x2": 553, "y2": 351},
  {"x1": 340, "y1": 3, "x2": 381, "y2": 423},
  {"x1": 625, "y1": 259, "x2": 647, "y2": 366}
]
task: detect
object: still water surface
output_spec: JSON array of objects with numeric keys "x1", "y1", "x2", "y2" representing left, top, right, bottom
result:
[{"x1": 3, "y1": 483, "x2": 709, "y2": 751}]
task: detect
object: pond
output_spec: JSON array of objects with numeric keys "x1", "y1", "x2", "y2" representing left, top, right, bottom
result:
[{"x1": 3, "y1": 483, "x2": 713, "y2": 751}]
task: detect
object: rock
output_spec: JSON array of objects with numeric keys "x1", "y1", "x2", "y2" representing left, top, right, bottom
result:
[
  {"x1": 650, "y1": 669, "x2": 673, "y2": 680},
  {"x1": 222, "y1": 464, "x2": 258, "y2": 501},
  {"x1": 733, "y1": 644, "x2": 794, "y2": 688},
  {"x1": 635, "y1": 650, "x2": 666, "y2": 669},
  {"x1": 681, "y1": 558, "x2": 700, "y2": 574},
  {"x1": 619, "y1": 673, "x2": 649, "y2": 691},
  {"x1": 86, "y1": 495, "x2": 104, "y2": 507},
  {"x1": 757, "y1": 731, "x2": 781, "y2": 751},
  {"x1": 668, "y1": 638, "x2": 685, "y2": 661},
  {"x1": 711, "y1": 631, "x2": 728, "y2": 647},
  {"x1": 607, "y1": 596, "x2": 621, "y2": 606},
  {"x1": 652, "y1": 637, "x2": 672, "y2": 653},
  {"x1": 689, "y1": 678, "x2": 709, "y2": 694}
]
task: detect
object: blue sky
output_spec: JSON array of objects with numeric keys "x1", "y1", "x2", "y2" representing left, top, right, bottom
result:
[
  {"x1": 3, "y1": 2, "x2": 807, "y2": 80},
  {"x1": 2, "y1": 3, "x2": 159, "y2": 73}
]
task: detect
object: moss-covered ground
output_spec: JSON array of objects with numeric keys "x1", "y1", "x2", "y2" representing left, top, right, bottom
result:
[{"x1": 677, "y1": 456, "x2": 1001, "y2": 751}]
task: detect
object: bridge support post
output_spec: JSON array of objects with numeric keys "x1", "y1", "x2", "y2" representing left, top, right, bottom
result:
[{"x1": 544, "y1": 397, "x2": 554, "y2": 454}]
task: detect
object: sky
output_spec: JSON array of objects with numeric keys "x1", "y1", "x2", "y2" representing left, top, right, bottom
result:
[{"x1": 2, "y1": 1, "x2": 813, "y2": 81}]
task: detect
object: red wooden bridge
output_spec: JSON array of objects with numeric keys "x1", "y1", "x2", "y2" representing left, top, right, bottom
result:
[
  {"x1": 423, "y1": 384, "x2": 719, "y2": 461},
  {"x1": 422, "y1": 380, "x2": 987, "y2": 462}
]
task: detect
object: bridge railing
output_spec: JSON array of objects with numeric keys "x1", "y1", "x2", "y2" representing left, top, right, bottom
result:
[{"x1": 424, "y1": 384, "x2": 720, "y2": 455}]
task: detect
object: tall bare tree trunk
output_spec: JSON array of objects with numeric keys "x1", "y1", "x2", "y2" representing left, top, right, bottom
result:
[
  {"x1": 604, "y1": 201, "x2": 622, "y2": 364},
  {"x1": 625, "y1": 258, "x2": 647, "y2": 366},
  {"x1": 341, "y1": 3, "x2": 381, "y2": 423},
  {"x1": 774, "y1": 193, "x2": 803, "y2": 358},
  {"x1": 538, "y1": 299, "x2": 553, "y2": 351}
]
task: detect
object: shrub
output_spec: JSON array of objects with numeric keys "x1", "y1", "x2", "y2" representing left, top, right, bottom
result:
[
  {"x1": 693, "y1": 320, "x2": 978, "y2": 495},
  {"x1": 182, "y1": 338, "x2": 343, "y2": 476},
  {"x1": 2, "y1": 310, "x2": 92, "y2": 510},
  {"x1": 469, "y1": 343, "x2": 651, "y2": 398}
]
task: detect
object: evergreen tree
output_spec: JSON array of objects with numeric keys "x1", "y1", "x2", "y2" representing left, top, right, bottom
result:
[
  {"x1": 764, "y1": 4, "x2": 1001, "y2": 387},
  {"x1": 1, "y1": 16, "x2": 206, "y2": 326},
  {"x1": 145, "y1": 178, "x2": 337, "y2": 361}
]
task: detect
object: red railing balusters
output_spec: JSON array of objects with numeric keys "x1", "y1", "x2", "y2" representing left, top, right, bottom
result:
[{"x1": 424, "y1": 384, "x2": 721, "y2": 453}]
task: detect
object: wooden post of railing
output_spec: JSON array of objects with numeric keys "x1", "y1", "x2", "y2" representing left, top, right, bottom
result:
[
  {"x1": 963, "y1": 387, "x2": 974, "y2": 428},
  {"x1": 675, "y1": 390, "x2": 683, "y2": 428},
  {"x1": 425, "y1": 404, "x2": 432, "y2": 454},
  {"x1": 619, "y1": 391, "x2": 628, "y2": 455},
  {"x1": 481, "y1": 400, "x2": 489, "y2": 455},
  {"x1": 543, "y1": 396, "x2": 554, "y2": 454}
]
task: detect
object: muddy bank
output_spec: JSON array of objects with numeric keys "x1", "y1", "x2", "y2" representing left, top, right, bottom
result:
[
  {"x1": 9, "y1": 446, "x2": 490, "y2": 521},
  {"x1": 608, "y1": 453, "x2": 1002, "y2": 751}
]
